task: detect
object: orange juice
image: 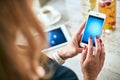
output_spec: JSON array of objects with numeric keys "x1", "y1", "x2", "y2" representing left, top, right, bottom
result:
[{"x1": 98, "y1": 0, "x2": 116, "y2": 32}]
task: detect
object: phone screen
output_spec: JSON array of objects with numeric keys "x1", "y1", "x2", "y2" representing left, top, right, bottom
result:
[
  {"x1": 47, "y1": 27, "x2": 67, "y2": 47},
  {"x1": 82, "y1": 15, "x2": 104, "y2": 46}
]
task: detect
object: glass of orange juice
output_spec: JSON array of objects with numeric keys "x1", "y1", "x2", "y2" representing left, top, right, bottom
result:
[{"x1": 98, "y1": 0, "x2": 116, "y2": 33}]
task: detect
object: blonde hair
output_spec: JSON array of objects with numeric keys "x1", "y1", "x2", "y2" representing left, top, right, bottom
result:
[{"x1": 0, "y1": 0, "x2": 49, "y2": 80}]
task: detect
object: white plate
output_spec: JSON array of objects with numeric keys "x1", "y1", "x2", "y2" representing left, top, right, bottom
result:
[{"x1": 40, "y1": 6, "x2": 61, "y2": 26}]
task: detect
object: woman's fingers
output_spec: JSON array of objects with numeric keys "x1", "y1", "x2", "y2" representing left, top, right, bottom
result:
[
  {"x1": 86, "y1": 36, "x2": 93, "y2": 59},
  {"x1": 76, "y1": 47, "x2": 83, "y2": 53},
  {"x1": 100, "y1": 44, "x2": 105, "y2": 64},
  {"x1": 94, "y1": 36, "x2": 101, "y2": 59},
  {"x1": 80, "y1": 37, "x2": 105, "y2": 79},
  {"x1": 81, "y1": 46, "x2": 87, "y2": 64},
  {"x1": 94, "y1": 37, "x2": 105, "y2": 65}
]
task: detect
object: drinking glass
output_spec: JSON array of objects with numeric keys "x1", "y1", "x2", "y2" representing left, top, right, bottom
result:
[
  {"x1": 80, "y1": 0, "x2": 97, "y2": 19},
  {"x1": 98, "y1": 0, "x2": 116, "y2": 33}
]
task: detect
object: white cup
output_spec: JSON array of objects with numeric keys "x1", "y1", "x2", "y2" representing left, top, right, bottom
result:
[{"x1": 41, "y1": 9, "x2": 52, "y2": 23}]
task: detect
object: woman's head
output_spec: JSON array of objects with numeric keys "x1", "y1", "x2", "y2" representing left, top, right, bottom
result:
[{"x1": 0, "y1": 0, "x2": 48, "y2": 80}]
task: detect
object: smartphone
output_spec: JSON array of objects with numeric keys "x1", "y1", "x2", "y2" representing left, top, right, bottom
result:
[
  {"x1": 80, "y1": 11, "x2": 106, "y2": 47},
  {"x1": 42, "y1": 25, "x2": 70, "y2": 51}
]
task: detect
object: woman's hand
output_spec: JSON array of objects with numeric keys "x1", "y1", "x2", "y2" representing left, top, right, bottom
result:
[
  {"x1": 58, "y1": 21, "x2": 86, "y2": 60},
  {"x1": 81, "y1": 37, "x2": 105, "y2": 80}
]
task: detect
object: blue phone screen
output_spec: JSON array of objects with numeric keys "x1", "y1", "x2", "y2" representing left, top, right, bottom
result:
[
  {"x1": 47, "y1": 27, "x2": 67, "y2": 47},
  {"x1": 82, "y1": 15, "x2": 104, "y2": 46}
]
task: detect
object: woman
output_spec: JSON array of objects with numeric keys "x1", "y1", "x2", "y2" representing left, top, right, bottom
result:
[{"x1": 0, "y1": 0, "x2": 105, "y2": 80}]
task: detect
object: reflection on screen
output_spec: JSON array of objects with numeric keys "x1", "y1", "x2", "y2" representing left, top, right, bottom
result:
[
  {"x1": 82, "y1": 15, "x2": 104, "y2": 46},
  {"x1": 47, "y1": 28, "x2": 67, "y2": 47}
]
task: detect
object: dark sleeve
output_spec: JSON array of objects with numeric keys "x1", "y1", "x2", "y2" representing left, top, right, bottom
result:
[
  {"x1": 45, "y1": 58, "x2": 79, "y2": 80},
  {"x1": 50, "y1": 64, "x2": 79, "y2": 80}
]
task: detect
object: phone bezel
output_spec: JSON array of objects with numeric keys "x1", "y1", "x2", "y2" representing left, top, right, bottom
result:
[{"x1": 80, "y1": 11, "x2": 106, "y2": 47}]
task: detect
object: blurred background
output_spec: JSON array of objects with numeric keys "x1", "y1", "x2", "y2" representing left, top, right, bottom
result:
[{"x1": 32, "y1": 0, "x2": 120, "y2": 80}]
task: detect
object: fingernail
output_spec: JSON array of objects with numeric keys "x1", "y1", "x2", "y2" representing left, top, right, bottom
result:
[
  {"x1": 83, "y1": 46, "x2": 86, "y2": 50},
  {"x1": 96, "y1": 36, "x2": 99, "y2": 39},
  {"x1": 99, "y1": 39, "x2": 102, "y2": 43},
  {"x1": 90, "y1": 36, "x2": 92, "y2": 39}
]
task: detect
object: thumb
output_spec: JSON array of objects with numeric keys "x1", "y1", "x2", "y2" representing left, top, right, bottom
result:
[{"x1": 76, "y1": 47, "x2": 83, "y2": 53}]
